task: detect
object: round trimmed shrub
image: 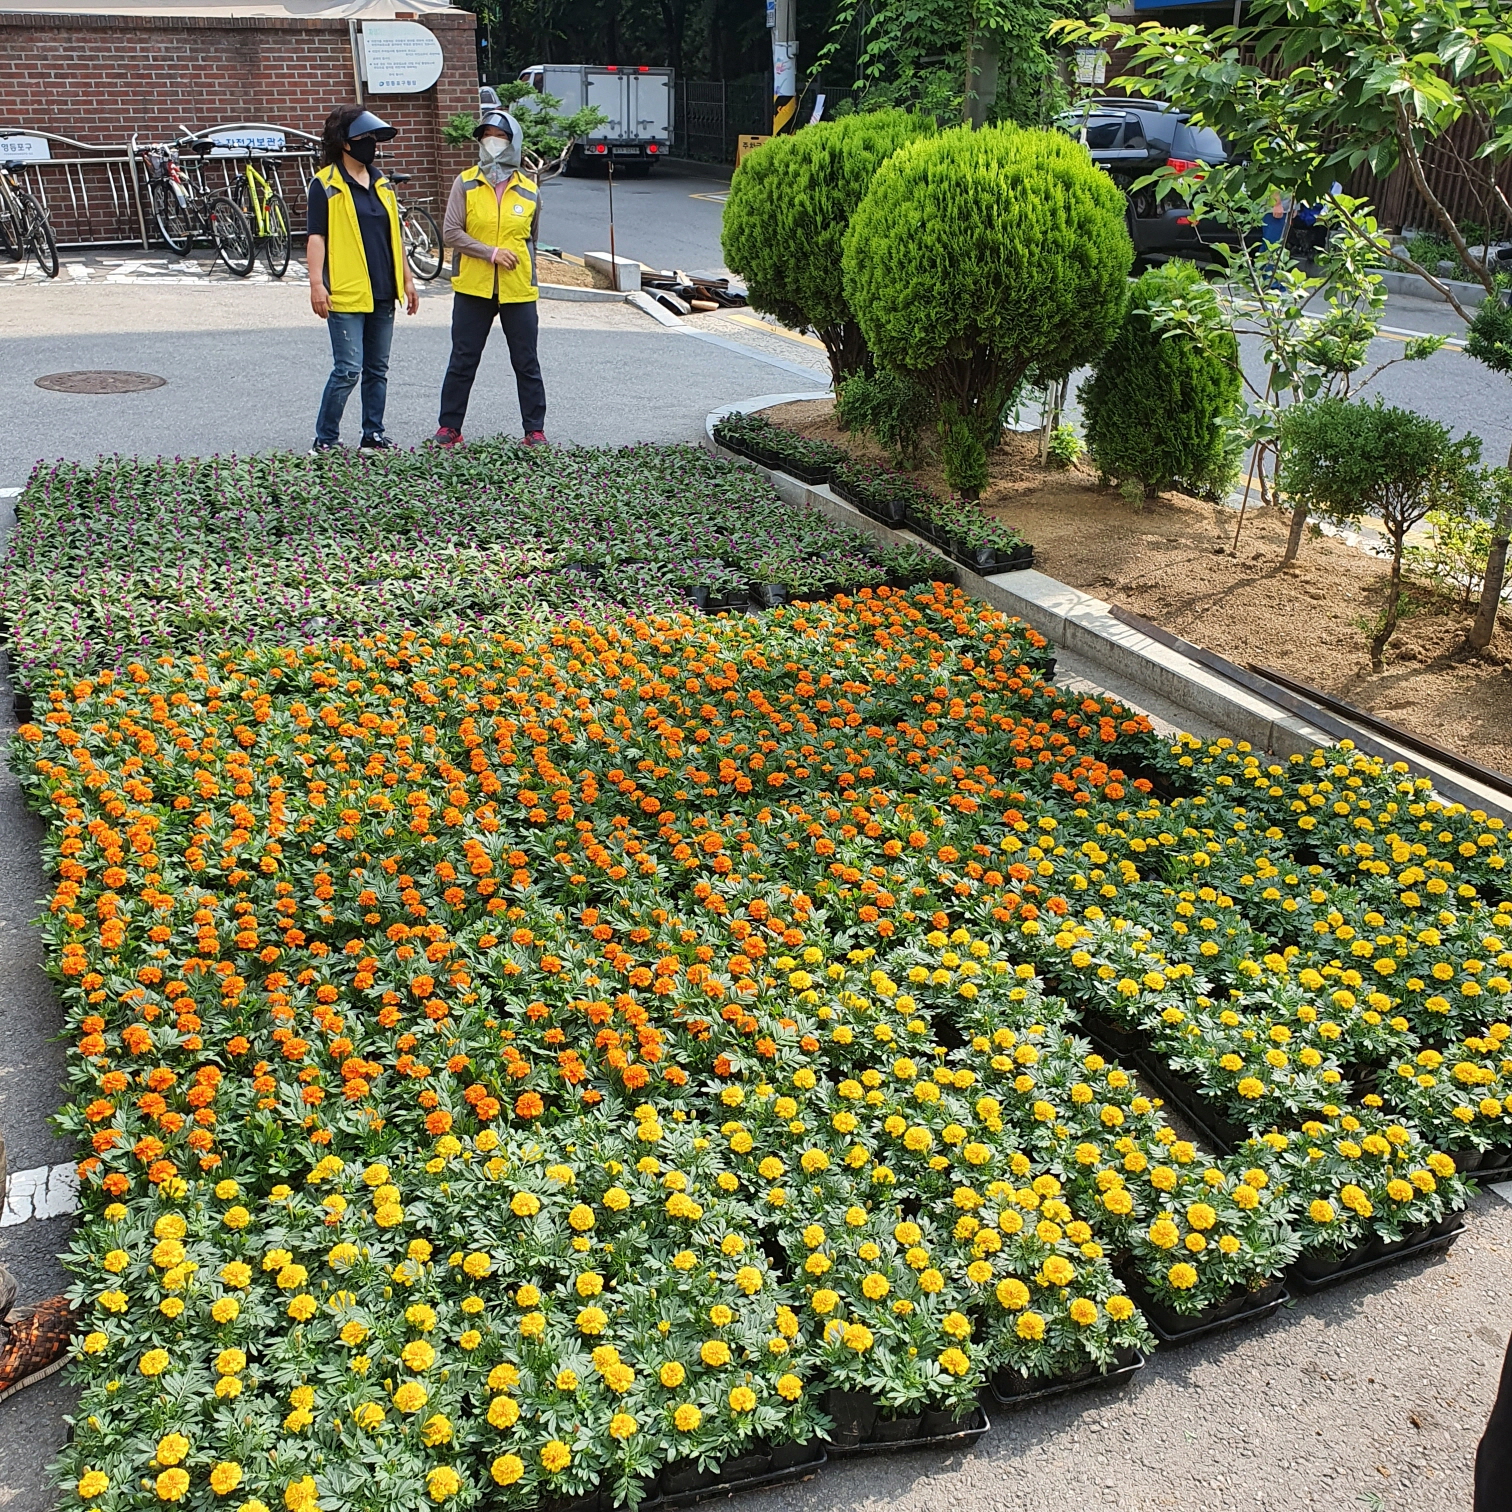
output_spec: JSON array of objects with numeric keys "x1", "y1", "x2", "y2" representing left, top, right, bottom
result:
[
  {"x1": 1079, "y1": 260, "x2": 1241, "y2": 500},
  {"x1": 721, "y1": 111, "x2": 933, "y2": 384},
  {"x1": 841, "y1": 124, "x2": 1131, "y2": 493}
]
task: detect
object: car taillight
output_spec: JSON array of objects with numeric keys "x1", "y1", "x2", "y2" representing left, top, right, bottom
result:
[
  {"x1": 592, "y1": 143, "x2": 607, "y2": 154},
  {"x1": 1177, "y1": 216, "x2": 1192, "y2": 225},
  {"x1": 606, "y1": 64, "x2": 618, "y2": 71},
  {"x1": 638, "y1": 65, "x2": 649, "y2": 72},
  {"x1": 647, "y1": 142, "x2": 659, "y2": 153},
  {"x1": 1167, "y1": 157, "x2": 1196, "y2": 173}
]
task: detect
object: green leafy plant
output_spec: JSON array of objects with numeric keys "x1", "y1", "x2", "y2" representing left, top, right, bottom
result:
[
  {"x1": 1463, "y1": 281, "x2": 1512, "y2": 650},
  {"x1": 834, "y1": 370, "x2": 932, "y2": 467},
  {"x1": 842, "y1": 124, "x2": 1130, "y2": 494},
  {"x1": 721, "y1": 111, "x2": 934, "y2": 385},
  {"x1": 1045, "y1": 424, "x2": 1082, "y2": 470},
  {"x1": 1405, "y1": 506, "x2": 1497, "y2": 609},
  {"x1": 1278, "y1": 397, "x2": 1483, "y2": 669},
  {"x1": 1080, "y1": 261, "x2": 1241, "y2": 501}
]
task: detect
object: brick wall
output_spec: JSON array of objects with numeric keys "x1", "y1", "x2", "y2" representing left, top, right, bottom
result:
[{"x1": 0, "y1": 8, "x2": 478, "y2": 231}]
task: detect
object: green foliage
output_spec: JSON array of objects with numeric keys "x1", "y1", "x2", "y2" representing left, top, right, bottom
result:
[
  {"x1": 442, "y1": 112, "x2": 478, "y2": 149},
  {"x1": 938, "y1": 408, "x2": 990, "y2": 497},
  {"x1": 834, "y1": 369, "x2": 932, "y2": 466},
  {"x1": 842, "y1": 125, "x2": 1131, "y2": 469},
  {"x1": 1467, "y1": 277, "x2": 1512, "y2": 375},
  {"x1": 1046, "y1": 423, "x2": 1082, "y2": 470},
  {"x1": 1080, "y1": 261, "x2": 1240, "y2": 501},
  {"x1": 721, "y1": 111, "x2": 933, "y2": 384},
  {"x1": 1405, "y1": 506, "x2": 1497, "y2": 607}
]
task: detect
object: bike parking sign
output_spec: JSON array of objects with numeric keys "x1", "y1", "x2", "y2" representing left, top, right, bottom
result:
[
  {"x1": 0, "y1": 134, "x2": 52, "y2": 163},
  {"x1": 209, "y1": 130, "x2": 287, "y2": 157}
]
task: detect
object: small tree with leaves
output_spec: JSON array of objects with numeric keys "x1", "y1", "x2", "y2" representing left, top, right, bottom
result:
[
  {"x1": 443, "y1": 81, "x2": 606, "y2": 182},
  {"x1": 1278, "y1": 398, "x2": 1482, "y2": 671}
]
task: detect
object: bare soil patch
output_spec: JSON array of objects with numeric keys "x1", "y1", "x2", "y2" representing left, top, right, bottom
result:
[{"x1": 762, "y1": 398, "x2": 1512, "y2": 777}]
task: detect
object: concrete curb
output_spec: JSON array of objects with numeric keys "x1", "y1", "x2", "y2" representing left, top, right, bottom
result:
[
  {"x1": 1377, "y1": 267, "x2": 1490, "y2": 308},
  {"x1": 703, "y1": 400, "x2": 1512, "y2": 812},
  {"x1": 539, "y1": 282, "x2": 627, "y2": 303}
]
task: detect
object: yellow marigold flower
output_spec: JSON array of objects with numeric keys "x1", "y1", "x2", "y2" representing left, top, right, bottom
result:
[
  {"x1": 426, "y1": 1465, "x2": 460, "y2": 1501},
  {"x1": 700, "y1": 1339, "x2": 731, "y2": 1367},
  {"x1": 996, "y1": 1277, "x2": 1030, "y2": 1311},
  {"x1": 510, "y1": 1192, "x2": 541, "y2": 1218},
  {"x1": 938, "y1": 1346, "x2": 970, "y2": 1376},
  {"x1": 1068, "y1": 1298, "x2": 1098, "y2": 1326},
  {"x1": 284, "y1": 1477, "x2": 319, "y2": 1512},
  {"x1": 1147, "y1": 1218, "x2": 1180, "y2": 1250},
  {"x1": 354, "y1": 1403, "x2": 386, "y2": 1430},
  {"x1": 610, "y1": 1412, "x2": 639, "y2": 1439},
  {"x1": 811, "y1": 1289, "x2": 838, "y2": 1314},
  {"x1": 843, "y1": 1323, "x2": 874, "y2": 1352},
  {"x1": 392, "y1": 1382, "x2": 428, "y2": 1414},
  {"x1": 1015, "y1": 1311, "x2": 1046, "y2": 1340},
  {"x1": 1186, "y1": 1202, "x2": 1216, "y2": 1231},
  {"x1": 673, "y1": 1403, "x2": 702, "y2": 1432},
  {"x1": 209, "y1": 1462, "x2": 242, "y2": 1496},
  {"x1": 729, "y1": 1385, "x2": 757, "y2": 1412},
  {"x1": 139, "y1": 1348, "x2": 170, "y2": 1376},
  {"x1": 777, "y1": 1372, "x2": 803, "y2": 1400},
  {"x1": 491, "y1": 1455, "x2": 525, "y2": 1487},
  {"x1": 1309, "y1": 1199, "x2": 1335, "y2": 1223},
  {"x1": 421, "y1": 1413, "x2": 453, "y2": 1446},
  {"x1": 1107, "y1": 1294, "x2": 1136, "y2": 1321},
  {"x1": 1042, "y1": 1255, "x2": 1075, "y2": 1286},
  {"x1": 709, "y1": 1304, "x2": 734, "y2": 1327},
  {"x1": 1167, "y1": 1262, "x2": 1198, "y2": 1289},
  {"x1": 155, "y1": 1468, "x2": 191, "y2": 1501},
  {"x1": 540, "y1": 1441, "x2": 572, "y2": 1473},
  {"x1": 1386, "y1": 1178, "x2": 1414, "y2": 1202},
  {"x1": 576, "y1": 1306, "x2": 608, "y2": 1335},
  {"x1": 401, "y1": 1340, "x2": 435, "y2": 1372},
  {"x1": 156, "y1": 1433, "x2": 190, "y2": 1466}
]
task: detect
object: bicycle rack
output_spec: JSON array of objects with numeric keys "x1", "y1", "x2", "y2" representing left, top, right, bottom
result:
[{"x1": 0, "y1": 127, "x2": 147, "y2": 251}]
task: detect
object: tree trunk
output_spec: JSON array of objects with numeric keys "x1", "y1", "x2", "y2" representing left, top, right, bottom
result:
[
  {"x1": 969, "y1": 34, "x2": 1001, "y2": 128},
  {"x1": 1281, "y1": 497, "x2": 1308, "y2": 565},
  {"x1": 817, "y1": 323, "x2": 869, "y2": 390},
  {"x1": 1468, "y1": 497, "x2": 1511, "y2": 652},
  {"x1": 1370, "y1": 535, "x2": 1407, "y2": 673}
]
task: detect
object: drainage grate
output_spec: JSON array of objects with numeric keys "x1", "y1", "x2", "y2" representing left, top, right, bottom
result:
[{"x1": 34, "y1": 371, "x2": 167, "y2": 394}]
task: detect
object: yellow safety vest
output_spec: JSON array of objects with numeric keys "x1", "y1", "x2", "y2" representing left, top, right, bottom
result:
[
  {"x1": 311, "y1": 164, "x2": 406, "y2": 314},
  {"x1": 451, "y1": 166, "x2": 539, "y2": 303}
]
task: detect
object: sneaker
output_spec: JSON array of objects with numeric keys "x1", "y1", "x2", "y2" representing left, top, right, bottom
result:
[
  {"x1": 360, "y1": 434, "x2": 398, "y2": 451},
  {"x1": 0, "y1": 1295, "x2": 76, "y2": 1404},
  {"x1": 307, "y1": 440, "x2": 343, "y2": 455},
  {"x1": 432, "y1": 427, "x2": 464, "y2": 449},
  {"x1": 522, "y1": 430, "x2": 549, "y2": 448}
]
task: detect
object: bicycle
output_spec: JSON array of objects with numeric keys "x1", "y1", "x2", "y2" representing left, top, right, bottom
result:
[
  {"x1": 224, "y1": 147, "x2": 291, "y2": 279},
  {"x1": 0, "y1": 152, "x2": 58, "y2": 279},
  {"x1": 387, "y1": 172, "x2": 442, "y2": 282},
  {"x1": 134, "y1": 136, "x2": 255, "y2": 277}
]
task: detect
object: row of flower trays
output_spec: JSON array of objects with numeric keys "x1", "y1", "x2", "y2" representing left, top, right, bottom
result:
[
  {"x1": 711, "y1": 412, "x2": 1035, "y2": 576},
  {"x1": 13, "y1": 438, "x2": 1502, "y2": 1512}
]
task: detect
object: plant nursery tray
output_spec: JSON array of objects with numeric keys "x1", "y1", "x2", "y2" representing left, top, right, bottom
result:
[
  {"x1": 651, "y1": 1442, "x2": 827, "y2": 1508},
  {"x1": 1131, "y1": 1053, "x2": 1248, "y2": 1156},
  {"x1": 1124, "y1": 1276, "x2": 1290, "y2": 1347},
  {"x1": 1288, "y1": 1219, "x2": 1466, "y2": 1295},
  {"x1": 990, "y1": 1351, "x2": 1146, "y2": 1410},
  {"x1": 828, "y1": 1405, "x2": 990, "y2": 1459}
]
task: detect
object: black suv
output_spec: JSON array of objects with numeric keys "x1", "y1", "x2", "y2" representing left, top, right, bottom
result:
[{"x1": 1055, "y1": 98, "x2": 1234, "y2": 266}]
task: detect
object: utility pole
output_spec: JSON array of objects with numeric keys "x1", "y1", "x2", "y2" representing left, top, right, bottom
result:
[{"x1": 770, "y1": 0, "x2": 798, "y2": 135}]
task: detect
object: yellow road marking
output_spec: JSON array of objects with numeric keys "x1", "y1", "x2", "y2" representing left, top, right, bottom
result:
[{"x1": 725, "y1": 311, "x2": 826, "y2": 350}]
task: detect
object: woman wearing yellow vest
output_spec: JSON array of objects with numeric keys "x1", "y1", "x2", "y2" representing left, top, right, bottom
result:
[
  {"x1": 434, "y1": 110, "x2": 547, "y2": 447},
  {"x1": 306, "y1": 105, "x2": 419, "y2": 453}
]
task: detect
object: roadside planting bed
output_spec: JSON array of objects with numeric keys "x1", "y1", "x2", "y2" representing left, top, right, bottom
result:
[{"x1": 4, "y1": 445, "x2": 1509, "y2": 1512}]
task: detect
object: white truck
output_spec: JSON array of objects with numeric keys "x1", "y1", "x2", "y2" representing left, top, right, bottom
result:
[{"x1": 516, "y1": 64, "x2": 674, "y2": 175}]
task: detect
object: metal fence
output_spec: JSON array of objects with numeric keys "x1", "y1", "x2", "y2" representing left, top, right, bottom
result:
[
  {"x1": 0, "y1": 121, "x2": 320, "y2": 251},
  {"x1": 670, "y1": 81, "x2": 858, "y2": 164}
]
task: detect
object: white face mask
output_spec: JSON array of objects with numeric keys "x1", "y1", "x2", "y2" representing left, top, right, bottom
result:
[{"x1": 479, "y1": 136, "x2": 511, "y2": 162}]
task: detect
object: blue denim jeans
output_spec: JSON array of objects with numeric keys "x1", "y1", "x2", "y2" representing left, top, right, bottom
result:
[{"x1": 314, "y1": 303, "x2": 395, "y2": 445}]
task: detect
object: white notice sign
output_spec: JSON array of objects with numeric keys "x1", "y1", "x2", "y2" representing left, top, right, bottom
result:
[
  {"x1": 0, "y1": 134, "x2": 52, "y2": 164},
  {"x1": 362, "y1": 21, "x2": 445, "y2": 95}
]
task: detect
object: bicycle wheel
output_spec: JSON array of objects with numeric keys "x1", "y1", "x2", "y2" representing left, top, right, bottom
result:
[
  {"x1": 152, "y1": 181, "x2": 193, "y2": 256},
  {"x1": 0, "y1": 191, "x2": 20, "y2": 261},
  {"x1": 18, "y1": 193, "x2": 58, "y2": 279},
  {"x1": 403, "y1": 205, "x2": 443, "y2": 281},
  {"x1": 208, "y1": 195, "x2": 255, "y2": 277},
  {"x1": 262, "y1": 192, "x2": 291, "y2": 279}
]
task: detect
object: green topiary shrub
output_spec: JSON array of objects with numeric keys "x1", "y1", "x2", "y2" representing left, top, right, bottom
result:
[
  {"x1": 841, "y1": 124, "x2": 1131, "y2": 494},
  {"x1": 721, "y1": 111, "x2": 934, "y2": 385},
  {"x1": 1079, "y1": 260, "x2": 1242, "y2": 501}
]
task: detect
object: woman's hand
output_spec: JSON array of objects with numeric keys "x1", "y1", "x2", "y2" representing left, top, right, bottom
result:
[
  {"x1": 404, "y1": 275, "x2": 419, "y2": 316},
  {"x1": 310, "y1": 283, "x2": 331, "y2": 319},
  {"x1": 491, "y1": 246, "x2": 519, "y2": 271}
]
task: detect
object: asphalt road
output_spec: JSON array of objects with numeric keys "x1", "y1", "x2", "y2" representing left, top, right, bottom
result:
[{"x1": 535, "y1": 157, "x2": 734, "y2": 279}]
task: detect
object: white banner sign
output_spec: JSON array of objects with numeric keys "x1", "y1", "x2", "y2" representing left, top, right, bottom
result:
[
  {"x1": 362, "y1": 21, "x2": 444, "y2": 95},
  {"x1": 208, "y1": 129, "x2": 287, "y2": 157},
  {"x1": 772, "y1": 40, "x2": 798, "y2": 96},
  {"x1": 1075, "y1": 48, "x2": 1108, "y2": 85},
  {"x1": 0, "y1": 135, "x2": 52, "y2": 164}
]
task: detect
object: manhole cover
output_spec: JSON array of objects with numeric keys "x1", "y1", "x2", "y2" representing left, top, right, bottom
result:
[{"x1": 34, "y1": 371, "x2": 167, "y2": 394}]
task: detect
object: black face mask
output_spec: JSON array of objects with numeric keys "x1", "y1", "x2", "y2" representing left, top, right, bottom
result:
[{"x1": 346, "y1": 137, "x2": 378, "y2": 166}]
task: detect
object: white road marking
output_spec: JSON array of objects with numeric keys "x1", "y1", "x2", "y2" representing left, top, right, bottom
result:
[
  {"x1": 1492, "y1": 1180, "x2": 1512, "y2": 1207},
  {"x1": 0, "y1": 1163, "x2": 78, "y2": 1227}
]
